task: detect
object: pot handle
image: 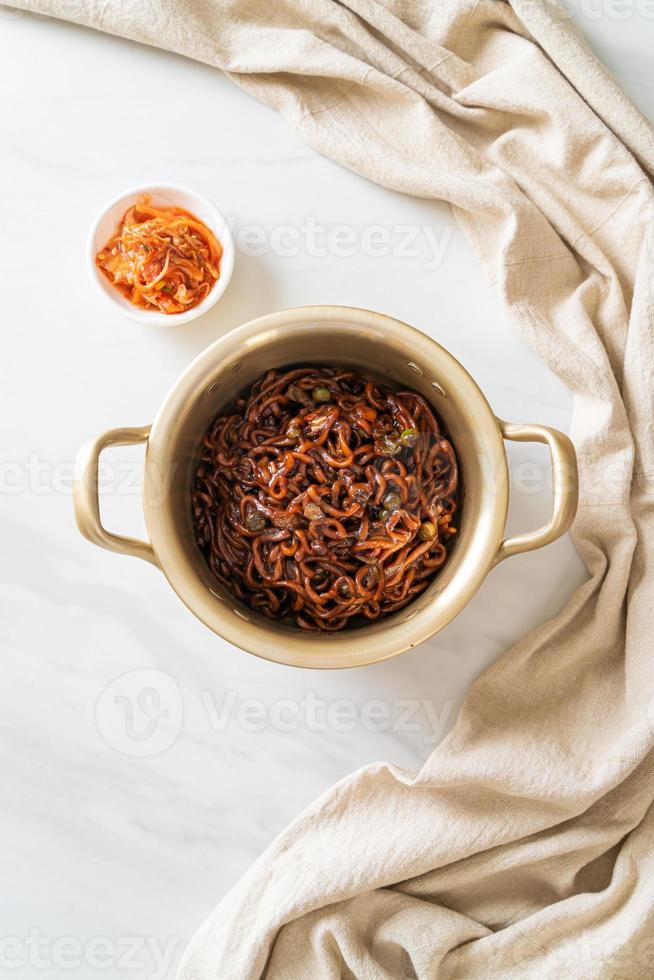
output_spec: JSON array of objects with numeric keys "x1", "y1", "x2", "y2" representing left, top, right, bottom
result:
[
  {"x1": 494, "y1": 418, "x2": 578, "y2": 565},
  {"x1": 73, "y1": 425, "x2": 158, "y2": 567}
]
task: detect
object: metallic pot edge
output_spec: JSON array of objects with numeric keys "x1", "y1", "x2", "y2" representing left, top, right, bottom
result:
[{"x1": 74, "y1": 305, "x2": 578, "y2": 668}]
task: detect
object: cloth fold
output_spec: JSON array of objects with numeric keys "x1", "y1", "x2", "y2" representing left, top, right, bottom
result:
[{"x1": 12, "y1": 0, "x2": 654, "y2": 975}]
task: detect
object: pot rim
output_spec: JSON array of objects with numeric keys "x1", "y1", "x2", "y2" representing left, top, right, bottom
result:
[{"x1": 142, "y1": 305, "x2": 508, "y2": 668}]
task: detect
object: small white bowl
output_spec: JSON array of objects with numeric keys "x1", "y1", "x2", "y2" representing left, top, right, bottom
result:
[{"x1": 87, "y1": 182, "x2": 234, "y2": 326}]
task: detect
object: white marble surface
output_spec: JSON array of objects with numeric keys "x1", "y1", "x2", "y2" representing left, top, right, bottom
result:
[{"x1": 1, "y1": 7, "x2": 651, "y2": 979}]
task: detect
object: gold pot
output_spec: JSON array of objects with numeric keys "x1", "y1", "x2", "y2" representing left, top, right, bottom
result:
[{"x1": 74, "y1": 306, "x2": 578, "y2": 669}]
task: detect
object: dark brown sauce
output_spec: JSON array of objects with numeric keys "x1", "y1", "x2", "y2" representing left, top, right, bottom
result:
[{"x1": 191, "y1": 366, "x2": 459, "y2": 631}]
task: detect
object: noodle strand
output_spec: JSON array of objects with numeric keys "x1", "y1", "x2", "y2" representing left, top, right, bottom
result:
[{"x1": 192, "y1": 367, "x2": 458, "y2": 631}]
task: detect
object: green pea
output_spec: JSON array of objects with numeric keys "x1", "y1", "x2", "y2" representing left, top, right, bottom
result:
[
  {"x1": 418, "y1": 521, "x2": 437, "y2": 541},
  {"x1": 312, "y1": 385, "x2": 331, "y2": 404},
  {"x1": 400, "y1": 427, "x2": 418, "y2": 448}
]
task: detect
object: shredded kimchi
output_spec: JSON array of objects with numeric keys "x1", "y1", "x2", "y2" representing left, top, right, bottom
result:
[{"x1": 96, "y1": 196, "x2": 223, "y2": 314}]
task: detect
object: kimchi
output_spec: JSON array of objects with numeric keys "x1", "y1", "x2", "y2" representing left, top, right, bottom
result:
[{"x1": 96, "y1": 196, "x2": 223, "y2": 314}]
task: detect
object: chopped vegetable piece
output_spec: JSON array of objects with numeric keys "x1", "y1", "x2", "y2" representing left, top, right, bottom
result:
[
  {"x1": 245, "y1": 511, "x2": 266, "y2": 532},
  {"x1": 400, "y1": 427, "x2": 419, "y2": 448},
  {"x1": 382, "y1": 490, "x2": 402, "y2": 512},
  {"x1": 378, "y1": 433, "x2": 401, "y2": 456},
  {"x1": 306, "y1": 414, "x2": 328, "y2": 435}
]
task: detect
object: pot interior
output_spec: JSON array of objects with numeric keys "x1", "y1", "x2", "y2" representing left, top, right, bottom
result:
[{"x1": 145, "y1": 308, "x2": 507, "y2": 667}]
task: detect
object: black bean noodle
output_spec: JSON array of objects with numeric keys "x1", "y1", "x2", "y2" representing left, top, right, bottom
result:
[{"x1": 192, "y1": 367, "x2": 459, "y2": 631}]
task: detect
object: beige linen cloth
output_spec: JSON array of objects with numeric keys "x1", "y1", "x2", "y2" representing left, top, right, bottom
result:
[{"x1": 10, "y1": 0, "x2": 654, "y2": 975}]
